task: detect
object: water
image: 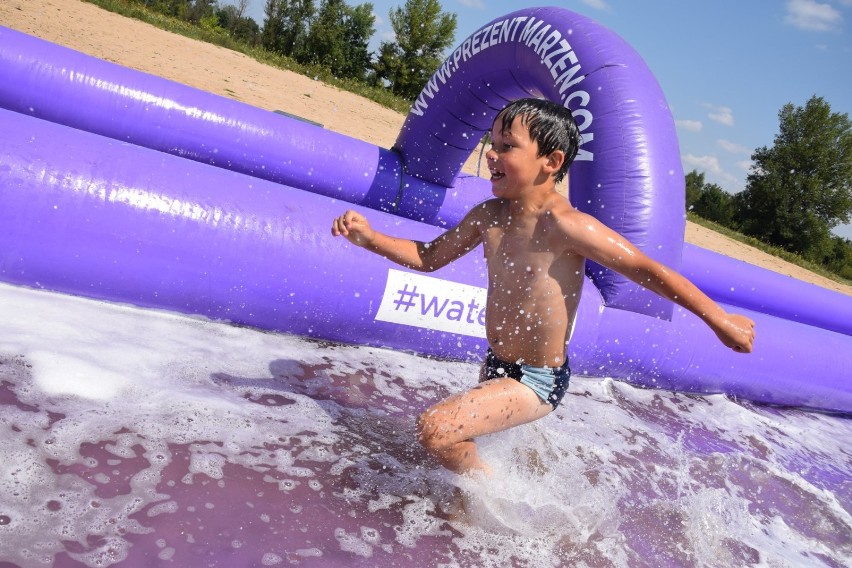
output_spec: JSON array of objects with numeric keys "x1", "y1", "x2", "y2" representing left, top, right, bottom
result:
[{"x1": 1, "y1": 282, "x2": 849, "y2": 567}]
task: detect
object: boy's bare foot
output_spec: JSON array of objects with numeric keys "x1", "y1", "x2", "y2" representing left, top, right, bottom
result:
[{"x1": 433, "y1": 486, "x2": 470, "y2": 522}]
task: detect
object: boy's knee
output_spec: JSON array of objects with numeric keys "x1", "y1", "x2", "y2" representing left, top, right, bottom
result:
[{"x1": 416, "y1": 411, "x2": 448, "y2": 453}]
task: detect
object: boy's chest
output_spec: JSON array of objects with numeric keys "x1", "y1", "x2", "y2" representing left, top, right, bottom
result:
[
  {"x1": 480, "y1": 221, "x2": 584, "y2": 289},
  {"x1": 481, "y1": 225, "x2": 557, "y2": 275}
]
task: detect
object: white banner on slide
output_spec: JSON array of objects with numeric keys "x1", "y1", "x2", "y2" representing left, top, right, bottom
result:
[{"x1": 375, "y1": 269, "x2": 487, "y2": 338}]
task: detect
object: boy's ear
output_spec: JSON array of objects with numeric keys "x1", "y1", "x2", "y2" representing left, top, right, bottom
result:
[{"x1": 544, "y1": 150, "x2": 566, "y2": 175}]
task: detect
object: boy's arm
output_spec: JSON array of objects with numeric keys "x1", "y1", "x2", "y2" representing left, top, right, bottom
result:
[
  {"x1": 331, "y1": 208, "x2": 483, "y2": 272},
  {"x1": 560, "y1": 211, "x2": 756, "y2": 353}
]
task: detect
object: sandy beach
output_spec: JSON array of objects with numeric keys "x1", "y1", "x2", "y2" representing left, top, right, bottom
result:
[{"x1": 2, "y1": 0, "x2": 850, "y2": 297}]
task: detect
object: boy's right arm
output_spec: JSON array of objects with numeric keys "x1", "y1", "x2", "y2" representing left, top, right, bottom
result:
[{"x1": 331, "y1": 209, "x2": 483, "y2": 272}]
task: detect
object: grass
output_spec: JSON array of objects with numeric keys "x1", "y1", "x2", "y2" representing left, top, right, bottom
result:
[{"x1": 79, "y1": 1, "x2": 851, "y2": 290}]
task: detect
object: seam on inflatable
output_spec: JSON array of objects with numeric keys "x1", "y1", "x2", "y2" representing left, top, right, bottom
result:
[{"x1": 390, "y1": 147, "x2": 406, "y2": 214}]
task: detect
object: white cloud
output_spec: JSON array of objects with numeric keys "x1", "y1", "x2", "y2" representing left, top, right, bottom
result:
[
  {"x1": 683, "y1": 154, "x2": 723, "y2": 174},
  {"x1": 682, "y1": 154, "x2": 743, "y2": 191},
  {"x1": 676, "y1": 119, "x2": 703, "y2": 132},
  {"x1": 718, "y1": 139, "x2": 750, "y2": 154},
  {"x1": 580, "y1": 0, "x2": 611, "y2": 11},
  {"x1": 458, "y1": 0, "x2": 485, "y2": 8},
  {"x1": 785, "y1": 0, "x2": 843, "y2": 32},
  {"x1": 704, "y1": 103, "x2": 735, "y2": 126},
  {"x1": 736, "y1": 159, "x2": 754, "y2": 173}
]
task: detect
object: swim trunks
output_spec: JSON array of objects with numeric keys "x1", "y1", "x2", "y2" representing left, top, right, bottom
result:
[{"x1": 483, "y1": 348, "x2": 570, "y2": 409}]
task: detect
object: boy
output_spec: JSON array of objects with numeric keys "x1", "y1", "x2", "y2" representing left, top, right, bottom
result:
[{"x1": 331, "y1": 98, "x2": 755, "y2": 476}]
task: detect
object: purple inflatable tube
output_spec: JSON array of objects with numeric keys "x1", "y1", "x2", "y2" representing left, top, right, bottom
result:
[
  {"x1": 2, "y1": 14, "x2": 849, "y2": 334},
  {"x1": 1, "y1": 7, "x2": 850, "y2": 412},
  {"x1": 0, "y1": 24, "x2": 486, "y2": 229},
  {"x1": 2, "y1": 10, "x2": 684, "y2": 318},
  {"x1": 1, "y1": 108, "x2": 849, "y2": 413},
  {"x1": 394, "y1": 7, "x2": 688, "y2": 318}
]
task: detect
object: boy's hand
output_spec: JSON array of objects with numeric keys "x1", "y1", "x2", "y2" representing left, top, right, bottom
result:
[
  {"x1": 712, "y1": 313, "x2": 756, "y2": 353},
  {"x1": 331, "y1": 210, "x2": 374, "y2": 247}
]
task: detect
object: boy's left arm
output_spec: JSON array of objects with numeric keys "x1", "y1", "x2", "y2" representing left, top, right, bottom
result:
[
  {"x1": 561, "y1": 212, "x2": 756, "y2": 353},
  {"x1": 631, "y1": 264, "x2": 755, "y2": 353}
]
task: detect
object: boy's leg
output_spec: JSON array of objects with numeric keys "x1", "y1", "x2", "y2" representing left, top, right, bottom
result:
[{"x1": 416, "y1": 377, "x2": 552, "y2": 475}]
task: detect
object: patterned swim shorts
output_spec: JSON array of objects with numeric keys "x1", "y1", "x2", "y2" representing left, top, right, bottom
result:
[{"x1": 482, "y1": 348, "x2": 571, "y2": 409}]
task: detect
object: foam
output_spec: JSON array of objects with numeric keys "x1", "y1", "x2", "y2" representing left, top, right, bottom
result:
[
  {"x1": 1, "y1": 282, "x2": 851, "y2": 567},
  {"x1": 28, "y1": 350, "x2": 131, "y2": 400}
]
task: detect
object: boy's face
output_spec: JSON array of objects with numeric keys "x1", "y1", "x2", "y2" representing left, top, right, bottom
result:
[{"x1": 486, "y1": 114, "x2": 552, "y2": 199}]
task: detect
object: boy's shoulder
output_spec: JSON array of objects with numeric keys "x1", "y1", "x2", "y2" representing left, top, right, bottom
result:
[
  {"x1": 466, "y1": 198, "x2": 507, "y2": 220},
  {"x1": 542, "y1": 193, "x2": 583, "y2": 220},
  {"x1": 469, "y1": 195, "x2": 592, "y2": 226},
  {"x1": 540, "y1": 196, "x2": 603, "y2": 237}
]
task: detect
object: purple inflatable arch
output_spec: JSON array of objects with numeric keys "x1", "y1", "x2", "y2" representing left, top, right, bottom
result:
[
  {"x1": 394, "y1": 8, "x2": 685, "y2": 318},
  {"x1": 0, "y1": 8, "x2": 850, "y2": 413}
]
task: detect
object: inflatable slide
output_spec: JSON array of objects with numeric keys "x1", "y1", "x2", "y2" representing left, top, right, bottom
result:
[{"x1": 1, "y1": 7, "x2": 850, "y2": 413}]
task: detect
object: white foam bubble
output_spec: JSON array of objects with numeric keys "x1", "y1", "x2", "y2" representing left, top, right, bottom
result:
[
  {"x1": 261, "y1": 552, "x2": 283, "y2": 565},
  {"x1": 28, "y1": 350, "x2": 131, "y2": 400},
  {"x1": 2, "y1": 282, "x2": 851, "y2": 567}
]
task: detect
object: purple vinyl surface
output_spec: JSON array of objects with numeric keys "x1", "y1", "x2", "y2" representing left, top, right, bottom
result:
[
  {"x1": 2, "y1": 17, "x2": 849, "y2": 332},
  {"x1": 0, "y1": 8, "x2": 850, "y2": 413}
]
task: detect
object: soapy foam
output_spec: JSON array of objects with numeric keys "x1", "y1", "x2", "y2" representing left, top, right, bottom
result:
[{"x1": 0, "y1": 282, "x2": 850, "y2": 567}]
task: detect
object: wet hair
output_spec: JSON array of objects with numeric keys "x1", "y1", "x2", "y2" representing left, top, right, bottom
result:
[{"x1": 495, "y1": 98, "x2": 581, "y2": 184}]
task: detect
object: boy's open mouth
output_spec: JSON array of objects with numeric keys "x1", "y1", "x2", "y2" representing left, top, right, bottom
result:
[{"x1": 489, "y1": 169, "x2": 505, "y2": 181}]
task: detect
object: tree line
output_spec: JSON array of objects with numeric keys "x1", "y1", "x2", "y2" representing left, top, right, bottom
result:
[
  {"x1": 687, "y1": 96, "x2": 852, "y2": 280},
  {"x1": 120, "y1": 1, "x2": 852, "y2": 281},
  {"x1": 136, "y1": 0, "x2": 455, "y2": 100}
]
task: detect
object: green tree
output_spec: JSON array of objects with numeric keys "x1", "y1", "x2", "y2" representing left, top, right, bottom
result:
[
  {"x1": 185, "y1": 0, "x2": 217, "y2": 24},
  {"x1": 734, "y1": 96, "x2": 852, "y2": 261},
  {"x1": 685, "y1": 169, "x2": 736, "y2": 227},
  {"x1": 217, "y1": 2, "x2": 261, "y2": 44},
  {"x1": 693, "y1": 183, "x2": 735, "y2": 227},
  {"x1": 139, "y1": 0, "x2": 190, "y2": 18},
  {"x1": 372, "y1": 41, "x2": 401, "y2": 88},
  {"x1": 342, "y1": 3, "x2": 375, "y2": 80},
  {"x1": 262, "y1": 0, "x2": 316, "y2": 58},
  {"x1": 373, "y1": 0, "x2": 456, "y2": 100},
  {"x1": 303, "y1": 0, "x2": 375, "y2": 80},
  {"x1": 824, "y1": 237, "x2": 852, "y2": 280},
  {"x1": 685, "y1": 169, "x2": 704, "y2": 210}
]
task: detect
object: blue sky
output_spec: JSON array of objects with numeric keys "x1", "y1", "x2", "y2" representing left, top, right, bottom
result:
[{"x1": 230, "y1": 0, "x2": 852, "y2": 239}]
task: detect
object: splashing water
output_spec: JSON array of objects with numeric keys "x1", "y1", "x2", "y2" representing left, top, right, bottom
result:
[{"x1": 0, "y1": 282, "x2": 850, "y2": 567}]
